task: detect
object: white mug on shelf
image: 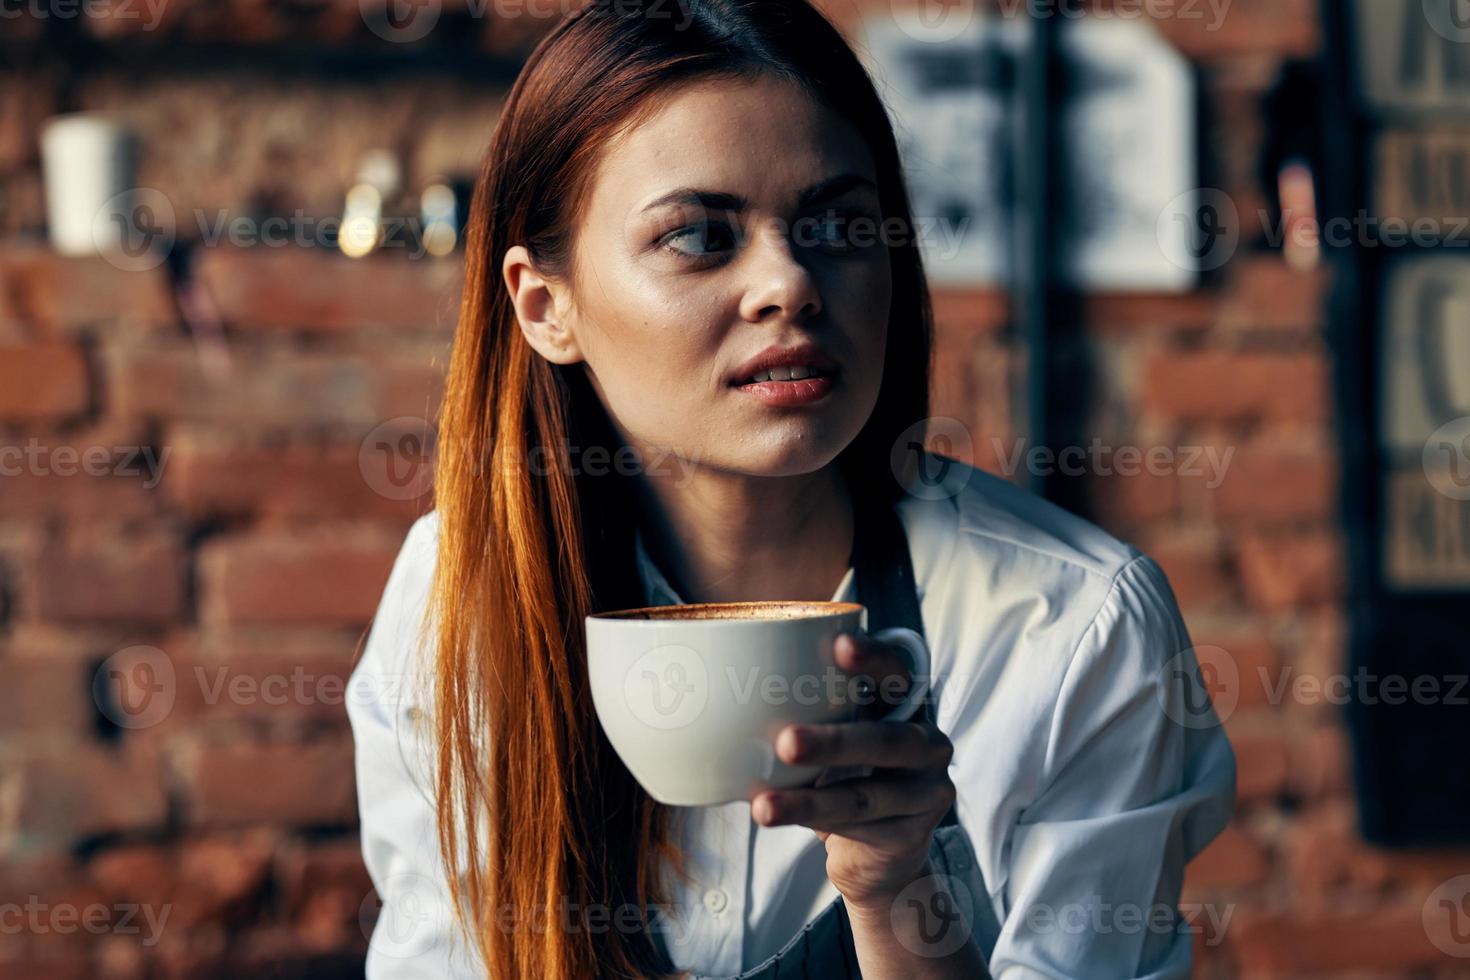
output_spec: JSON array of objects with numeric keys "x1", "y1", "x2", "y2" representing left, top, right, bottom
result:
[{"x1": 40, "y1": 112, "x2": 134, "y2": 257}]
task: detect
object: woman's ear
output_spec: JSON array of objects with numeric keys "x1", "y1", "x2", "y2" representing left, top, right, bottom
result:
[{"x1": 503, "y1": 244, "x2": 584, "y2": 365}]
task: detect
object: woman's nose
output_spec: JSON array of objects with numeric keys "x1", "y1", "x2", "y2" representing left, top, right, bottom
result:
[{"x1": 737, "y1": 220, "x2": 823, "y2": 324}]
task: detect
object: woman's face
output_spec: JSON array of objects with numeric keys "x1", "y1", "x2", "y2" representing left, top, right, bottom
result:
[{"x1": 549, "y1": 75, "x2": 893, "y2": 479}]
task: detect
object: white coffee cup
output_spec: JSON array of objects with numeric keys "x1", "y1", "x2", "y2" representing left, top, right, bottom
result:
[
  {"x1": 40, "y1": 113, "x2": 134, "y2": 257},
  {"x1": 585, "y1": 600, "x2": 930, "y2": 807}
]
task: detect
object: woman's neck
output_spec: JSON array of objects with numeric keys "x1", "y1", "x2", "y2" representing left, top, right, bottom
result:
[{"x1": 629, "y1": 460, "x2": 855, "y2": 605}]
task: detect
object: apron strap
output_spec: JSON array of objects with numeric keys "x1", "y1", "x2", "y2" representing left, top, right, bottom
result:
[
  {"x1": 850, "y1": 486, "x2": 925, "y2": 639},
  {"x1": 849, "y1": 487, "x2": 958, "y2": 830},
  {"x1": 644, "y1": 486, "x2": 963, "y2": 976}
]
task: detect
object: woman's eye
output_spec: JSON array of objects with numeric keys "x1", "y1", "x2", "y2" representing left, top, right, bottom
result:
[{"x1": 658, "y1": 221, "x2": 737, "y2": 259}]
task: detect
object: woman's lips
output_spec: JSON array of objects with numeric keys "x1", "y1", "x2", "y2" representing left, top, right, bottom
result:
[{"x1": 732, "y1": 373, "x2": 837, "y2": 407}]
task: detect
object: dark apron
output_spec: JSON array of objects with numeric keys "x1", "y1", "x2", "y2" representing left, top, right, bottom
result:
[{"x1": 646, "y1": 490, "x2": 1000, "y2": 978}]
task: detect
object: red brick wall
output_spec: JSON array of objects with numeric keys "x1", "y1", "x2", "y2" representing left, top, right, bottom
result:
[
  {"x1": 0, "y1": 247, "x2": 448, "y2": 978},
  {"x1": 3, "y1": 1, "x2": 1469, "y2": 977}
]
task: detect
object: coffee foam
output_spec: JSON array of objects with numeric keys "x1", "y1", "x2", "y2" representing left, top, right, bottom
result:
[{"x1": 591, "y1": 600, "x2": 862, "y2": 622}]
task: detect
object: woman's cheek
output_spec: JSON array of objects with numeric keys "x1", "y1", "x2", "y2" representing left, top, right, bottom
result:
[{"x1": 828, "y1": 264, "x2": 890, "y2": 342}]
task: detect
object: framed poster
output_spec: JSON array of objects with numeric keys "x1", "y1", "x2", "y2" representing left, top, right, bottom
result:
[
  {"x1": 857, "y1": 12, "x2": 1196, "y2": 291},
  {"x1": 857, "y1": 11, "x2": 1021, "y2": 286},
  {"x1": 1331, "y1": 1, "x2": 1470, "y2": 844},
  {"x1": 1354, "y1": 0, "x2": 1470, "y2": 114},
  {"x1": 1374, "y1": 126, "x2": 1470, "y2": 233},
  {"x1": 1379, "y1": 255, "x2": 1470, "y2": 589},
  {"x1": 1054, "y1": 19, "x2": 1196, "y2": 291}
]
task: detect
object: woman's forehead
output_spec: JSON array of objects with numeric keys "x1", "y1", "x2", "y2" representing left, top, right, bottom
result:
[{"x1": 588, "y1": 78, "x2": 876, "y2": 217}]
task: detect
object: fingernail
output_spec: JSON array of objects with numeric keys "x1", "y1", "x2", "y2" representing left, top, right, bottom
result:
[{"x1": 778, "y1": 728, "x2": 802, "y2": 762}]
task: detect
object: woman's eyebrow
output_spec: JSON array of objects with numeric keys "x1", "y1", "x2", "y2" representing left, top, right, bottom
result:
[
  {"x1": 638, "y1": 172, "x2": 877, "y2": 214},
  {"x1": 639, "y1": 188, "x2": 745, "y2": 214},
  {"x1": 796, "y1": 172, "x2": 879, "y2": 206}
]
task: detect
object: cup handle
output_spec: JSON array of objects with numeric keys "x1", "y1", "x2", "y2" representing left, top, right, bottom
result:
[{"x1": 866, "y1": 626, "x2": 931, "y2": 723}]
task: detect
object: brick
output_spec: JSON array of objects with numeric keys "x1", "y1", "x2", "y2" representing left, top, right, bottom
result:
[
  {"x1": 198, "y1": 529, "x2": 401, "y2": 627},
  {"x1": 1236, "y1": 530, "x2": 1344, "y2": 611},
  {"x1": 0, "y1": 623, "x2": 155, "y2": 666},
  {"x1": 0, "y1": 280, "x2": 23, "y2": 341},
  {"x1": 0, "y1": 854, "x2": 117, "y2": 959},
  {"x1": 89, "y1": 843, "x2": 175, "y2": 908},
  {"x1": 1201, "y1": 81, "x2": 1272, "y2": 252},
  {"x1": 177, "y1": 833, "x2": 276, "y2": 927},
  {"x1": 1229, "y1": 905, "x2": 1447, "y2": 976},
  {"x1": 1178, "y1": 629, "x2": 1281, "y2": 711},
  {"x1": 3, "y1": 248, "x2": 176, "y2": 333},
  {"x1": 156, "y1": 928, "x2": 365, "y2": 980},
  {"x1": 0, "y1": 656, "x2": 92, "y2": 737},
  {"x1": 1223, "y1": 712, "x2": 1289, "y2": 802},
  {"x1": 91, "y1": 830, "x2": 276, "y2": 928},
  {"x1": 196, "y1": 246, "x2": 462, "y2": 334},
  {"x1": 0, "y1": 429, "x2": 166, "y2": 523},
  {"x1": 0, "y1": 468, "x2": 161, "y2": 524},
  {"x1": 0, "y1": 343, "x2": 89, "y2": 421},
  {"x1": 1185, "y1": 823, "x2": 1269, "y2": 891},
  {"x1": 931, "y1": 336, "x2": 980, "y2": 452},
  {"x1": 0, "y1": 742, "x2": 167, "y2": 851},
  {"x1": 80, "y1": 0, "x2": 189, "y2": 37},
  {"x1": 0, "y1": 171, "x2": 45, "y2": 239},
  {"x1": 1241, "y1": 646, "x2": 1293, "y2": 713},
  {"x1": 1276, "y1": 616, "x2": 1355, "y2": 730},
  {"x1": 1287, "y1": 801, "x2": 1470, "y2": 907},
  {"x1": 0, "y1": 852, "x2": 97, "y2": 905},
  {"x1": 1140, "y1": 349, "x2": 1329, "y2": 425},
  {"x1": 1191, "y1": 935, "x2": 1233, "y2": 980},
  {"x1": 31, "y1": 534, "x2": 186, "y2": 624},
  {"x1": 480, "y1": 7, "x2": 558, "y2": 58},
  {"x1": 164, "y1": 436, "x2": 433, "y2": 523},
  {"x1": 0, "y1": 71, "x2": 55, "y2": 170},
  {"x1": 1216, "y1": 256, "x2": 1329, "y2": 334},
  {"x1": 1286, "y1": 723, "x2": 1350, "y2": 802},
  {"x1": 276, "y1": 839, "x2": 373, "y2": 951},
  {"x1": 1081, "y1": 292, "x2": 1216, "y2": 334},
  {"x1": 174, "y1": 737, "x2": 357, "y2": 828},
  {"x1": 104, "y1": 340, "x2": 444, "y2": 433},
  {"x1": 88, "y1": 641, "x2": 189, "y2": 735},
  {"x1": 931, "y1": 288, "x2": 1008, "y2": 337},
  {"x1": 184, "y1": 645, "x2": 361, "y2": 726},
  {"x1": 0, "y1": 954, "x2": 94, "y2": 980},
  {"x1": 1135, "y1": 528, "x2": 1234, "y2": 609},
  {"x1": 1147, "y1": 0, "x2": 1320, "y2": 60},
  {"x1": 1210, "y1": 444, "x2": 1337, "y2": 524},
  {"x1": 95, "y1": 939, "x2": 148, "y2": 980},
  {"x1": 1087, "y1": 468, "x2": 1182, "y2": 527},
  {"x1": 937, "y1": 338, "x2": 1012, "y2": 476}
]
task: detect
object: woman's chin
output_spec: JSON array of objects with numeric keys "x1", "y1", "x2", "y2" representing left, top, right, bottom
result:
[{"x1": 728, "y1": 439, "x2": 851, "y2": 480}]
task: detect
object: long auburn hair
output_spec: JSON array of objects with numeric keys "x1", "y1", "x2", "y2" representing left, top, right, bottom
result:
[{"x1": 423, "y1": 0, "x2": 934, "y2": 975}]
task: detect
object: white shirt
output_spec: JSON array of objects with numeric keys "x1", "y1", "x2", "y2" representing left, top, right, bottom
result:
[{"x1": 348, "y1": 456, "x2": 1236, "y2": 978}]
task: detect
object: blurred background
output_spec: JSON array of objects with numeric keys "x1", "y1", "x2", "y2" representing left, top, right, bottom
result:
[{"x1": 2, "y1": 0, "x2": 1469, "y2": 977}]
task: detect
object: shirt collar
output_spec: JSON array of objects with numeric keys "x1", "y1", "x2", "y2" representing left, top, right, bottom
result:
[{"x1": 633, "y1": 525, "x2": 858, "y2": 607}]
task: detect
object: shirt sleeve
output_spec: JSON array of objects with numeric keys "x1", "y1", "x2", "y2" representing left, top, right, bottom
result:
[
  {"x1": 346, "y1": 512, "x2": 485, "y2": 980},
  {"x1": 985, "y1": 554, "x2": 1237, "y2": 979}
]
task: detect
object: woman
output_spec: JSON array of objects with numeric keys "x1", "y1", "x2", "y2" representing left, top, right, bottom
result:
[{"x1": 347, "y1": 0, "x2": 1236, "y2": 977}]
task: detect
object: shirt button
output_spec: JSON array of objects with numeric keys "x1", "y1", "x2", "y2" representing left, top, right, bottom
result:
[{"x1": 703, "y1": 888, "x2": 728, "y2": 914}]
